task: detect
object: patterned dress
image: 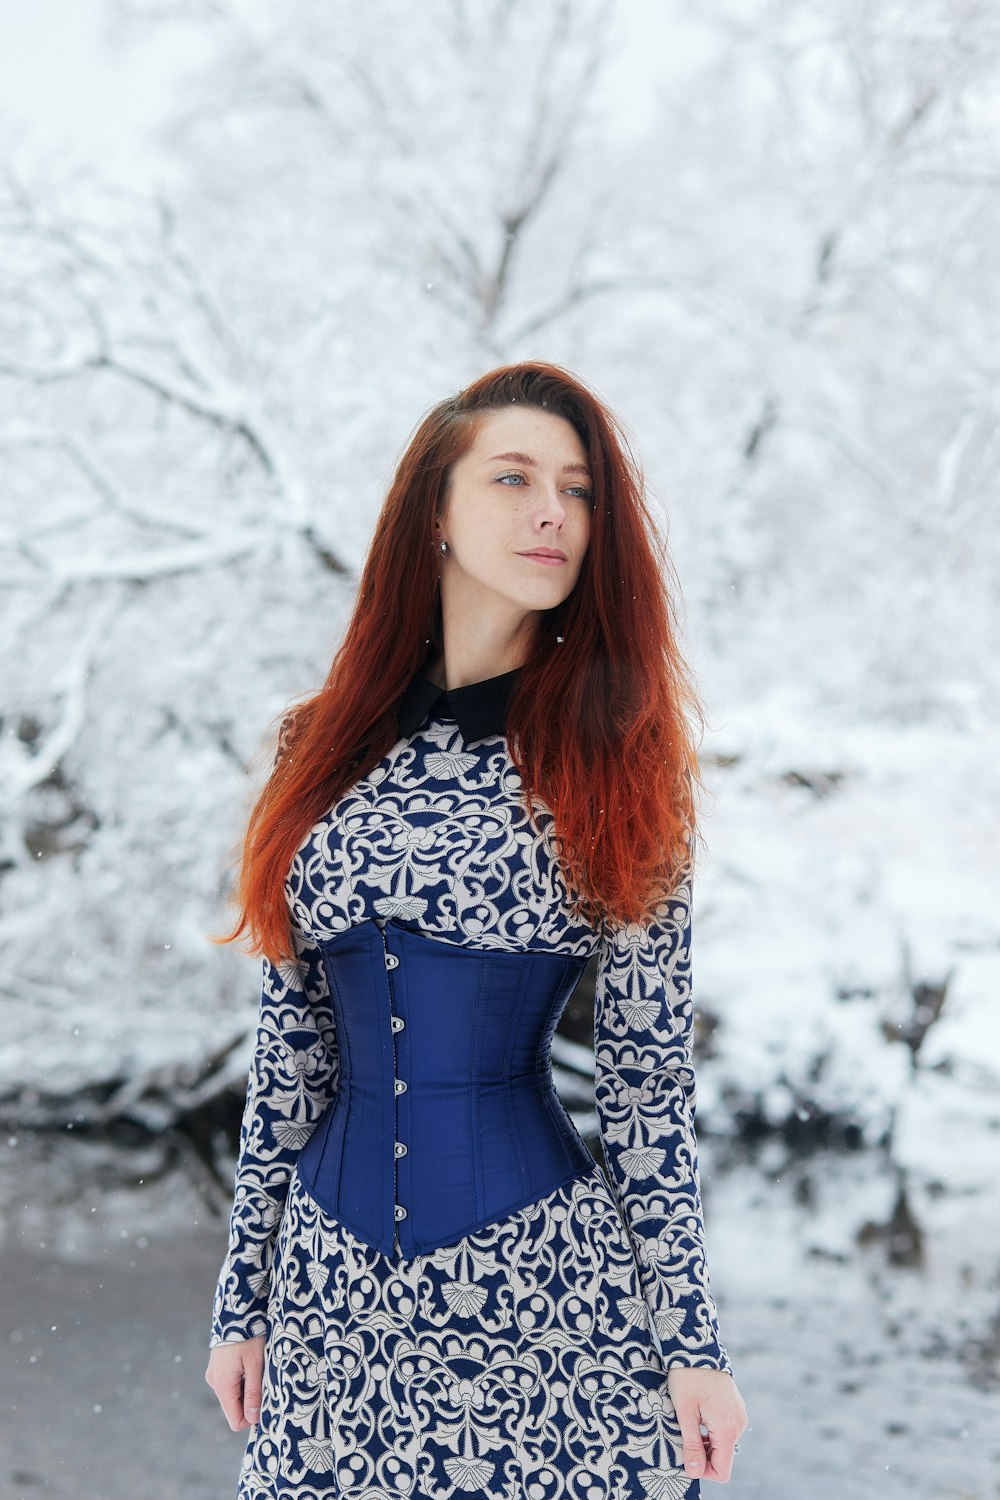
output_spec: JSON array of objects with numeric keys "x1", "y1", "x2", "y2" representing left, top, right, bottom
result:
[{"x1": 210, "y1": 665, "x2": 732, "y2": 1500}]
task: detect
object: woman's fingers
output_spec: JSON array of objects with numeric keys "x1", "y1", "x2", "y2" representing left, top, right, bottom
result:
[
  {"x1": 667, "y1": 1365, "x2": 749, "y2": 1483},
  {"x1": 700, "y1": 1420, "x2": 742, "y2": 1483},
  {"x1": 206, "y1": 1353, "x2": 250, "y2": 1431},
  {"x1": 241, "y1": 1340, "x2": 264, "y2": 1425},
  {"x1": 670, "y1": 1387, "x2": 709, "y2": 1479},
  {"x1": 205, "y1": 1335, "x2": 266, "y2": 1431}
]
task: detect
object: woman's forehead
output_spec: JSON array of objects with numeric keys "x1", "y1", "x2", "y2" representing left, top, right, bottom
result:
[{"x1": 462, "y1": 405, "x2": 588, "y2": 461}]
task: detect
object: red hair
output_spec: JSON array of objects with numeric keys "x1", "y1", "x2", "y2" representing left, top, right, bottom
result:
[{"x1": 212, "y1": 361, "x2": 707, "y2": 964}]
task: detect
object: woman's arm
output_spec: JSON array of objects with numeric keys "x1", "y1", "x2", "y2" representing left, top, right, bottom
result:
[
  {"x1": 595, "y1": 852, "x2": 749, "y2": 1481},
  {"x1": 209, "y1": 920, "x2": 339, "y2": 1346},
  {"x1": 593, "y1": 851, "x2": 731, "y2": 1372}
]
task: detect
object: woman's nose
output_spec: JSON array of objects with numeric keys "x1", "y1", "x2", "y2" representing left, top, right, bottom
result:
[{"x1": 536, "y1": 482, "x2": 566, "y2": 523}]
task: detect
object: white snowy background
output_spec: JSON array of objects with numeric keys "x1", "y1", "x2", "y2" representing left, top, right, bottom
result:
[{"x1": 1, "y1": 2, "x2": 998, "y2": 1497}]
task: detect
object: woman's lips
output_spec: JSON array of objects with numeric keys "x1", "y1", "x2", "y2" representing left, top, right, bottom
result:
[{"x1": 518, "y1": 551, "x2": 566, "y2": 566}]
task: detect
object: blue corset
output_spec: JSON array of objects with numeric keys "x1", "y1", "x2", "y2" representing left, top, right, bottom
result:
[{"x1": 295, "y1": 918, "x2": 594, "y2": 1256}]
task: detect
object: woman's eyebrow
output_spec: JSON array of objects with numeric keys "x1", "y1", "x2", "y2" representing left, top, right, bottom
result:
[{"x1": 484, "y1": 451, "x2": 592, "y2": 477}]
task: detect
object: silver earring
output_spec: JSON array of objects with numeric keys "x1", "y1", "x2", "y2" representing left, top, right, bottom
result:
[{"x1": 438, "y1": 539, "x2": 448, "y2": 555}]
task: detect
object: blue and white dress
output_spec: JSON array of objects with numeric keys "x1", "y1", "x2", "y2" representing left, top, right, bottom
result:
[{"x1": 210, "y1": 665, "x2": 732, "y2": 1500}]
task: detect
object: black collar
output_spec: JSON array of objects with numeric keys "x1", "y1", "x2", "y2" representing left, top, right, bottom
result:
[{"x1": 397, "y1": 667, "x2": 519, "y2": 743}]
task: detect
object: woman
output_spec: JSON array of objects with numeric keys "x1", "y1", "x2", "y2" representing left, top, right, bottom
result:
[{"x1": 205, "y1": 360, "x2": 748, "y2": 1497}]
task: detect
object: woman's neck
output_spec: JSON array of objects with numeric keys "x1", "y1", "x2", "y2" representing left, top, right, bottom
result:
[{"x1": 423, "y1": 642, "x2": 526, "y2": 693}]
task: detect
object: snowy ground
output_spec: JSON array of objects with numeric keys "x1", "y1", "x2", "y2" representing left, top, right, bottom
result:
[
  {"x1": 701, "y1": 1139, "x2": 1000, "y2": 1499},
  {"x1": 1, "y1": 1128, "x2": 997, "y2": 1500}
]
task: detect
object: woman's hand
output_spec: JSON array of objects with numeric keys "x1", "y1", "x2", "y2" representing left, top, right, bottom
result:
[
  {"x1": 667, "y1": 1365, "x2": 749, "y2": 1484},
  {"x1": 205, "y1": 1335, "x2": 266, "y2": 1431}
]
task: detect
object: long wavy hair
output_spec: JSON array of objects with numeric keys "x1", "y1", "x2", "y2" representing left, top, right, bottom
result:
[{"x1": 213, "y1": 360, "x2": 707, "y2": 964}]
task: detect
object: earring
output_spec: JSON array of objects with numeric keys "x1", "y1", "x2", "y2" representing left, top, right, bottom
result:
[{"x1": 438, "y1": 539, "x2": 448, "y2": 555}]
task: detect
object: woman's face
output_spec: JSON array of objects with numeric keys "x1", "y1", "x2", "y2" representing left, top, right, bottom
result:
[{"x1": 435, "y1": 406, "x2": 593, "y2": 634}]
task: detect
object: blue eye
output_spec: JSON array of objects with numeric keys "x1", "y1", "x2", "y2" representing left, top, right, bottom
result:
[{"x1": 496, "y1": 471, "x2": 592, "y2": 501}]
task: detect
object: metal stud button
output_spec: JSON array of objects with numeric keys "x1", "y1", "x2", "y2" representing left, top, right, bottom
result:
[
  {"x1": 394, "y1": 1141, "x2": 407, "y2": 1157},
  {"x1": 384, "y1": 952, "x2": 399, "y2": 970},
  {"x1": 394, "y1": 1204, "x2": 407, "y2": 1220},
  {"x1": 394, "y1": 1078, "x2": 407, "y2": 1094},
  {"x1": 391, "y1": 1015, "x2": 405, "y2": 1032}
]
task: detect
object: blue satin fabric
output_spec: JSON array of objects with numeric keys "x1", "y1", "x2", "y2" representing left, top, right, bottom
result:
[{"x1": 295, "y1": 917, "x2": 594, "y2": 1256}]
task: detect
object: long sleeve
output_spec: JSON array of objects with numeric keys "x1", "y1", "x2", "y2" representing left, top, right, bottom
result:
[
  {"x1": 210, "y1": 917, "x2": 340, "y2": 1346},
  {"x1": 593, "y1": 854, "x2": 732, "y2": 1373}
]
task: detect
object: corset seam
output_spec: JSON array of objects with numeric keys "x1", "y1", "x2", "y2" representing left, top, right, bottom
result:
[
  {"x1": 503, "y1": 956, "x2": 533, "y2": 1202},
  {"x1": 470, "y1": 953, "x2": 489, "y2": 1225}
]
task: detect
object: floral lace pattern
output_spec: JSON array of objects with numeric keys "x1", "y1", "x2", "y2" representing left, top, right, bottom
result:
[{"x1": 237, "y1": 1159, "x2": 699, "y2": 1499}]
